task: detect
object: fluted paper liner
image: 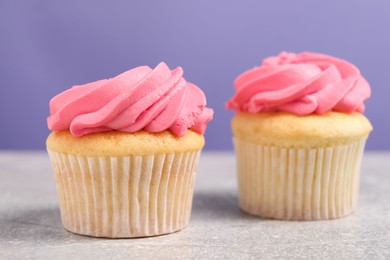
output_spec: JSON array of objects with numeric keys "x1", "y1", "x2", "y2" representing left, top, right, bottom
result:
[
  {"x1": 47, "y1": 150, "x2": 200, "y2": 238},
  {"x1": 234, "y1": 138, "x2": 367, "y2": 220}
]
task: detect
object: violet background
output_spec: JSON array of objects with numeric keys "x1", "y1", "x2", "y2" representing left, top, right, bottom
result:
[{"x1": 1, "y1": 1, "x2": 389, "y2": 150}]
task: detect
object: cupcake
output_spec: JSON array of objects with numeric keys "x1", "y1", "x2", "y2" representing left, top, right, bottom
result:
[
  {"x1": 46, "y1": 62, "x2": 213, "y2": 237},
  {"x1": 226, "y1": 52, "x2": 372, "y2": 220}
]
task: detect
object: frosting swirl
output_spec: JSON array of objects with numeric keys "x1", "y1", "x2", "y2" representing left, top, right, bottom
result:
[
  {"x1": 48, "y1": 62, "x2": 213, "y2": 137},
  {"x1": 226, "y1": 52, "x2": 371, "y2": 115}
]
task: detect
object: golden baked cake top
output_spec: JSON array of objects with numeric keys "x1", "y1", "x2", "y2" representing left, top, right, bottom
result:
[
  {"x1": 47, "y1": 130, "x2": 205, "y2": 156},
  {"x1": 232, "y1": 112, "x2": 372, "y2": 147}
]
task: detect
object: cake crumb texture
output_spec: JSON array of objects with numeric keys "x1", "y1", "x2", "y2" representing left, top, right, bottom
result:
[
  {"x1": 232, "y1": 112, "x2": 372, "y2": 148},
  {"x1": 47, "y1": 130, "x2": 205, "y2": 156}
]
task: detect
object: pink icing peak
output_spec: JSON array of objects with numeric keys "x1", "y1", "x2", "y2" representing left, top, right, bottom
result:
[
  {"x1": 48, "y1": 62, "x2": 213, "y2": 137},
  {"x1": 226, "y1": 52, "x2": 371, "y2": 115}
]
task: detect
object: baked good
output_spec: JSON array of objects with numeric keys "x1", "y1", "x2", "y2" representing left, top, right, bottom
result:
[
  {"x1": 226, "y1": 52, "x2": 372, "y2": 220},
  {"x1": 46, "y1": 62, "x2": 213, "y2": 237}
]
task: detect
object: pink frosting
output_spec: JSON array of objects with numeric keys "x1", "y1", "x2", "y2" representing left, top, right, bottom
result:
[
  {"x1": 226, "y1": 52, "x2": 371, "y2": 115},
  {"x1": 48, "y1": 62, "x2": 213, "y2": 137}
]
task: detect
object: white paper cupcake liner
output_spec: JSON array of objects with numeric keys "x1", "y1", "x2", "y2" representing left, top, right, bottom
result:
[
  {"x1": 233, "y1": 138, "x2": 367, "y2": 220},
  {"x1": 47, "y1": 150, "x2": 200, "y2": 238}
]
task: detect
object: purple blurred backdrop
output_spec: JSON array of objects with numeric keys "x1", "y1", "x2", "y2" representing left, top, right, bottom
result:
[{"x1": 1, "y1": 1, "x2": 389, "y2": 150}]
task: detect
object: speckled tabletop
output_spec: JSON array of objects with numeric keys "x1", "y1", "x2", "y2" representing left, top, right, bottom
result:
[{"x1": 0, "y1": 151, "x2": 389, "y2": 259}]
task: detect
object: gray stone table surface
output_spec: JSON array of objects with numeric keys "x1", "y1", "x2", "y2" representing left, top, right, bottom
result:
[{"x1": 0, "y1": 151, "x2": 389, "y2": 259}]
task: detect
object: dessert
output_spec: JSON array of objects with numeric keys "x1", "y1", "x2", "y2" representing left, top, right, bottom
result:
[
  {"x1": 46, "y1": 62, "x2": 213, "y2": 237},
  {"x1": 226, "y1": 52, "x2": 372, "y2": 220}
]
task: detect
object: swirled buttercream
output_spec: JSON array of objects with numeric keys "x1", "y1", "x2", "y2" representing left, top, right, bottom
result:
[
  {"x1": 48, "y1": 62, "x2": 213, "y2": 137},
  {"x1": 226, "y1": 52, "x2": 370, "y2": 115}
]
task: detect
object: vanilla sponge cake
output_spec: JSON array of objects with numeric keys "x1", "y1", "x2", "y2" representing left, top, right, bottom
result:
[
  {"x1": 47, "y1": 130, "x2": 205, "y2": 156},
  {"x1": 47, "y1": 130, "x2": 204, "y2": 237},
  {"x1": 231, "y1": 112, "x2": 372, "y2": 220},
  {"x1": 232, "y1": 112, "x2": 372, "y2": 148}
]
